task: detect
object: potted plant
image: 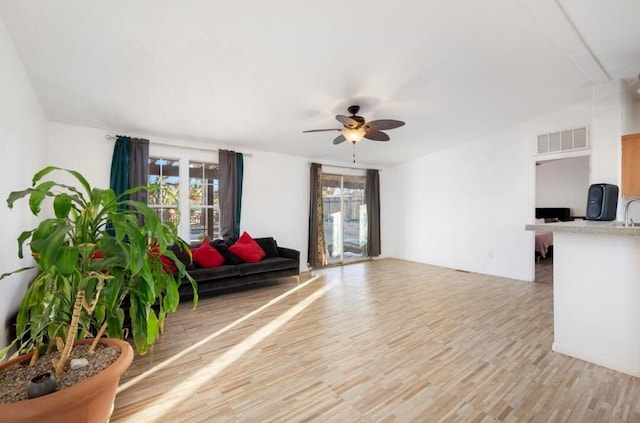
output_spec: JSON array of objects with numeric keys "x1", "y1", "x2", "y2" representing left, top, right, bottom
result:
[{"x1": 0, "y1": 166, "x2": 197, "y2": 422}]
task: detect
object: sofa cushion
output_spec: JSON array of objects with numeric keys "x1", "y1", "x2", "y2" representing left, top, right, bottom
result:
[
  {"x1": 212, "y1": 242, "x2": 243, "y2": 265},
  {"x1": 238, "y1": 257, "x2": 297, "y2": 276},
  {"x1": 192, "y1": 238, "x2": 225, "y2": 268},
  {"x1": 229, "y1": 232, "x2": 266, "y2": 263},
  {"x1": 255, "y1": 237, "x2": 279, "y2": 258},
  {"x1": 188, "y1": 265, "x2": 242, "y2": 281},
  {"x1": 167, "y1": 242, "x2": 196, "y2": 271}
]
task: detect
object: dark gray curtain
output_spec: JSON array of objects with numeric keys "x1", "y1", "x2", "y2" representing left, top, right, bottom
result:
[
  {"x1": 219, "y1": 149, "x2": 243, "y2": 240},
  {"x1": 129, "y1": 138, "x2": 149, "y2": 204},
  {"x1": 365, "y1": 169, "x2": 381, "y2": 257},
  {"x1": 308, "y1": 163, "x2": 327, "y2": 267}
]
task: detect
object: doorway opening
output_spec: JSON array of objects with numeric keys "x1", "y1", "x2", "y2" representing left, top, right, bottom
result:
[{"x1": 534, "y1": 154, "x2": 590, "y2": 284}]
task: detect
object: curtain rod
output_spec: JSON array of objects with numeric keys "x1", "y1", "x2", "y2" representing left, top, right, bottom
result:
[
  {"x1": 105, "y1": 134, "x2": 252, "y2": 157},
  {"x1": 308, "y1": 161, "x2": 382, "y2": 172}
]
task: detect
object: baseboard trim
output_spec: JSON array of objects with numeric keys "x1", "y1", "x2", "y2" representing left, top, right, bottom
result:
[{"x1": 552, "y1": 342, "x2": 640, "y2": 377}]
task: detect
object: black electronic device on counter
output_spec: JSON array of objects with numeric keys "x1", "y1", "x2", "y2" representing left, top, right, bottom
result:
[{"x1": 586, "y1": 183, "x2": 618, "y2": 221}]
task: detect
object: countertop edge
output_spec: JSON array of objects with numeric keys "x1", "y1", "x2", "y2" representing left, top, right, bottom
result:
[{"x1": 525, "y1": 221, "x2": 640, "y2": 236}]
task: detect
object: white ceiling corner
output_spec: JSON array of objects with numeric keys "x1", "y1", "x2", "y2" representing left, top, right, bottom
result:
[{"x1": 522, "y1": 0, "x2": 610, "y2": 83}]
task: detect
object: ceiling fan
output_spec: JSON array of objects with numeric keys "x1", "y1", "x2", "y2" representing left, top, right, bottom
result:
[{"x1": 303, "y1": 105, "x2": 405, "y2": 145}]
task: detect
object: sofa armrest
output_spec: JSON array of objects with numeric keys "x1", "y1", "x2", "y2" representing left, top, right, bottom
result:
[
  {"x1": 277, "y1": 246, "x2": 300, "y2": 274},
  {"x1": 277, "y1": 246, "x2": 299, "y2": 261}
]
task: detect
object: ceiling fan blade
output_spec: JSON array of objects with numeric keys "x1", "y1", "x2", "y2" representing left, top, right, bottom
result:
[
  {"x1": 366, "y1": 119, "x2": 405, "y2": 131},
  {"x1": 333, "y1": 134, "x2": 346, "y2": 145},
  {"x1": 335, "y1": 115, "x2": 359, "y2": 127},
  {"x1": 364, "y1": 129, "x2": 390, "y2": 141},
  {"x1": 302, "y1": 128, "x2": 341, "y2": 133}
]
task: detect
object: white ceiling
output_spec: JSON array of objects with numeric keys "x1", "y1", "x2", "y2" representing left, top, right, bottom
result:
[{"x1": 1, "y1": 0, "x2": 639, "y2": 166}]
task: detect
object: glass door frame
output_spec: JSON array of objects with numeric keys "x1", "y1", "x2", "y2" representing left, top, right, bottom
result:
[{"x1": 321, "y1": 170, "x2": 367, "y2": 266}]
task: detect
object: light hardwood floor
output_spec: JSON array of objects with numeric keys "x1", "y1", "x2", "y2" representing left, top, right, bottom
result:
[
  {"x1": 535, "y1": 257, "x2": 553, "y2": 285},
  {"x1": 111, "y1": 259, "x2": 640, "y2": 422}
]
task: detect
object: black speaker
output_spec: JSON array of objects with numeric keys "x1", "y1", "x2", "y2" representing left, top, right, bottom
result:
[{"x1": 586, "y1": 183, "x2": 618, "y2": 221}]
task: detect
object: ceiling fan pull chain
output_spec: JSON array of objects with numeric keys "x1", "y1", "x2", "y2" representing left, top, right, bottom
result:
[{"x1": 353, "y1": 143, "x2": 356, "y2": 163}]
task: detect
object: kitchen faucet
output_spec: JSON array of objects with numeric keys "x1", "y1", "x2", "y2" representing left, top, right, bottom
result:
[{"x1": 624, "y1": 198, "x2": 640, "y2": 227}]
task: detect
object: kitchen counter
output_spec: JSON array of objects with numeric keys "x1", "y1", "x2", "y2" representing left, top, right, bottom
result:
[{"x1": 526, "y1": 220, "x2": 640, "y2": 376}]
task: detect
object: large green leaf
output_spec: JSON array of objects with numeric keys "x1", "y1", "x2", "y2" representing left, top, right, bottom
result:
[
  {"x1": 38, "y1": 222, "x2": 72, "y2": 271},
  {"x1": 146, "y1": 308, "x2": 159, "y2": 347},
  {"x1": 31, "y1": 166, "x2": 59, "y2": 186},
  {"x1": 32, "y1": 166, "x2": 92, "y2": 198},
  {"x1": 90, "y1": 188, "x2": 109, "y2": 210},
  {"x1": 56, "y1": 246, "x2": 79, "y2": 277},
  {"x1": 94, "y1": 303, "x2": 105, "y2": 324},
  {"x1": 27, "y1": 181, "x2": 58, "y2": 215},
  {"x1": 7, "y1": 180, "x2": 54, "y2": 213},
  {"x1": 28, "y1": 191, "x2": 45, "y2": 216},
  {"x1": 53, "y1": 193, "x2": 72, "y2": 218},
  {"x1": 106, "y1": 310, "x2": 124, "y2": 340},
  {"x1": 16, "y1": 230, "x2": 35, "y2": 259},
  {"x1": 0, "y1": 266, "x2": 34, "y2": 281},
  {"x1": 129, "y1": 297, "x2": 148, "y2": 355},
  {"x1": 164, "y1": 277, "x2": 180, "y2": 312},
  {"x1": 7, "y1": 188, "x2": 38, "y2": 209}
]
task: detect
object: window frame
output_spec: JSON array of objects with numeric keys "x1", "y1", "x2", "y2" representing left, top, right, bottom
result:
[
  {"x1": 188, "y1": 160, "x2": 220, "y2": 243},
  {"x1": 148, "y1": 144, "x2": 219, "y2": 243},
  {"x1": 148, "y1": 156, "x2": 180, "y2": 227}
]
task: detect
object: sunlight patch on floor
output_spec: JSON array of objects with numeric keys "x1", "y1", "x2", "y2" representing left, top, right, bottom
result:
[{"x1": 117, "y1": 275, "x2": 331, "y2": 420}]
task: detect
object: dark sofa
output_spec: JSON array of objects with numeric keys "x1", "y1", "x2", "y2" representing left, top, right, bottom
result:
[{"x1": 171, "y1": 237, "x2": 300, "y2": 299}]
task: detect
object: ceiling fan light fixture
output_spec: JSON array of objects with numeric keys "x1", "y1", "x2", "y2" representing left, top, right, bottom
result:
[{"x1": 342, "y1": 128, "x2": 366, "y2": 144}]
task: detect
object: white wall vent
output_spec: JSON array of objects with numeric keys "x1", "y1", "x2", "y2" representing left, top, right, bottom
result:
[{"x1": 537, "y1": 126, "x2": 589, "y2": 154}]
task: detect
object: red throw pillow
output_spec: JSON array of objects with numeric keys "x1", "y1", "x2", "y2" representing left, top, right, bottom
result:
[
  {"x1": 160, "y1": 255, "x2": 178, "y2": 274},
  {"x1": 148, "y1": 242, "x2": 179, "y2": 274},
  {"x1": 229, "y1": 232, "x2": 266, "y2": 263},
  {"x1": 192, "y1": 238, "x2": 225, "y2": 268}
]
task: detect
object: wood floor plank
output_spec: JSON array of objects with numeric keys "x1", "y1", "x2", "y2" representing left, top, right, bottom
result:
[{"x1": 110, "y1": 259, "x2": 640, "y2": 422}]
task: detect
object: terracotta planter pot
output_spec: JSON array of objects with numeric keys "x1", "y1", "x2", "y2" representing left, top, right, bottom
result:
[{"x1": 0, "y1": 338, "x2": 133, "y2": 423}]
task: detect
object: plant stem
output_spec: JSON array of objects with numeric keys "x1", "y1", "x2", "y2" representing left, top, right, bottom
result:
[
  {"x1": 54, "y1": 288, "x2": 85, "y2": 375},
  {"x1": 29, "y1": 341, "x2": 40, "y2": 366},
  {"x1": 89, "y1": 321, "x2": 108, "y2": 353}
]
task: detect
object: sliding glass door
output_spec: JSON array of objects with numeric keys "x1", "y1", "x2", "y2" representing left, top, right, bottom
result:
[{"x1": 321, "y1": 173, "x2": 367, "y2": 264}]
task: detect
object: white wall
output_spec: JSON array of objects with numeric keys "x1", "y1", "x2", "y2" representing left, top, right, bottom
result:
[
  {"x1": 240, "y1": 151, "x2": 309, "y2": 262},
  {"x1": 0, "y1": 18, "x2": 48, "y2": 349},
  {"x1": 393, "y1": 127, "x2": 532, "y2": 280},
  {"x1": 48, "y1": 122, "x2": 115, "y2": 188},
  {"x1": 379, "y1": 165, "x2": 398, "y2": 259},
  {"x1": 536, "y1": 156, "x2": 590, "y2": 217},
  {"x1": 621, "y1": 81, "x2": 640, "y2": 135},
  {"x1": 590, "y1": 82, "x2": 622, "y2": 189},
  {"x1": 391, "y1": 100, "x2": 593, "y2": 281}
]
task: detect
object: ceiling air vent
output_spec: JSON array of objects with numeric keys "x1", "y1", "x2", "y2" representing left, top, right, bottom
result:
[{"x1": 537, "y1": 126, "x2": 589, "y2": 154}]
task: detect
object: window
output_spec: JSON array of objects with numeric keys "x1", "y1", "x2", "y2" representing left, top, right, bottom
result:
[
  {"x1": 189, "y1": 160, "x2": 220, "y2": 242},
  {"x1": 148, "y1": 150, "x2": 220, "y2": 242},
  {"x1": 148, "y1": 157, "x2": 180, "y2": 226}
]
